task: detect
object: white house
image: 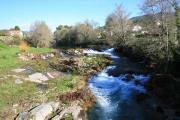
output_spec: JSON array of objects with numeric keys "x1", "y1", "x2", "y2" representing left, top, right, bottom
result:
[
  {"x1": 8, "y1": 29, "x2": 23, "y2": 37},
  {"x1": 132, "y1": 25, "x2": 142, "y2": 32}
]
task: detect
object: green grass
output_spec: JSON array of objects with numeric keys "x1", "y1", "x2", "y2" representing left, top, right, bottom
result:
[
  {"x1": 0, "y1": 79, "x2": 37, "y2": 108},
  {"x1": 0, "y1": 44, "x2": 20, "y2": 73},
  {"x1": 0, "y1": 75, "x2": 81, "y2": 108},
  {"x1": 0, "y1": 43, "x2": 53, "y2": 74},
  {"x1": 0, "y1": 75, "x2": 82, "y2": 119},
  {"x1": 47, "y1": 75, "x2": 78, "y2": 100},
  {"x1": 62, "y1": 113, "x2": 73, "y2": 120},
  {"x1": 0, "y1": 43, "x2": 109, "y2": 119}
]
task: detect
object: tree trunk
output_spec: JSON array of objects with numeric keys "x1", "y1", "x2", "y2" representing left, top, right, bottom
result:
[{"x1": 176, "y1": 7, "x2": 180, "y2": 45}]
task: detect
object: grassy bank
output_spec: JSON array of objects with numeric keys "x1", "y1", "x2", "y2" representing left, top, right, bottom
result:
[
  {"x1": 0, "y1": 43, "x2": 52, "y2": 74},
  {"x1": 0, "y1": 43, "x2": 111, "y2": 119}
]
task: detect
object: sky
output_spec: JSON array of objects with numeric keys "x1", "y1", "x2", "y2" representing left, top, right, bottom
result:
[{"x1": 0, "y1": 0, "x2": 143, "y2": 31}]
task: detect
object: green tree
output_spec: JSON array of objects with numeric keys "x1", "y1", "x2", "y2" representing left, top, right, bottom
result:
[
  {"x1": 14, "y1": 26, "x2": 20, "y2": 30},
  {"x1": 54, "y1": 25, "x2": 76, "y2": 46},
  {"x1": 75, "y1": 23, "x2": 98, "y2": 46},
  {"x1": 176, "y1": 7, "x2": 180, "y2": 44}
]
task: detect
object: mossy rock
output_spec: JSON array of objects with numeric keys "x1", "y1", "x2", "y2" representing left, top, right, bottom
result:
[{"x1": 61, "y1": 113, "x2": 73, "y2": 120}]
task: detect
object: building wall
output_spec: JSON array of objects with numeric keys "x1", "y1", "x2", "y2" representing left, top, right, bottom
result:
[{"x1": 8, "y1": 30, "x2": 23, "y2": 37}]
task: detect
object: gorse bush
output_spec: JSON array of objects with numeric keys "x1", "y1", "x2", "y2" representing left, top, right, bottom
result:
[{"x1": 19, "y1": 41, "x2": 28, "y2": 53}]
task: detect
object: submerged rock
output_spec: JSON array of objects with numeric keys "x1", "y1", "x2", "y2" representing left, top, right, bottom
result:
[
  {"x1": 134, "y1": 80, "x2": 143, "y2": 86},
  {"x1": 122, "y1": 74, "x2": 135, "y2": 82}
]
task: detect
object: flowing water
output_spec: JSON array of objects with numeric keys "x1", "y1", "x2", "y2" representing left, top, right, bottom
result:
[{"x1": 84, "y1": 49, "x2": 154, "y2": 120}]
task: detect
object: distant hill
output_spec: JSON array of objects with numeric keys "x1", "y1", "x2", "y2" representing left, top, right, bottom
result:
[
  {"x1": 130, "y1": 15, "x2": 153, "y2": 24},
  {"x1": 130, "y1": 13, "x2": 175, "y2": 24}
]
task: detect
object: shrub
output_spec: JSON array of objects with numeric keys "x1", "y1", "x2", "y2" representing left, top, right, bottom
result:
[
  {"x1": 13, "y1": 35, "x2": 22, "y2": 45},
  {"x1": 19, "y1": 41, "x2": 28, "y2": 53}
]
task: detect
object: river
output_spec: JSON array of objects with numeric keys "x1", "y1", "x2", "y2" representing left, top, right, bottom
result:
[{"x1": 84, "y1": 48, "x2": 158, "y2": 120}]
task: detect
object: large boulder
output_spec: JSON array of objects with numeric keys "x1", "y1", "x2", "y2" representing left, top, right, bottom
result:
[
  {"x1": 15, "y1": 102, "x2": 59, "y2": 120},
  {"x1": 30, "y1": 102, "x2": 59, "y2": 120},
  {"x1": 15, "y1": 112, "x2": 29, "y2": 120},
  {"x1": 26, "y1": 73, "x2": 49, "y2": 83},
  {"x1": 51, "y1": 103, "x2": 86, "y2": 120}
]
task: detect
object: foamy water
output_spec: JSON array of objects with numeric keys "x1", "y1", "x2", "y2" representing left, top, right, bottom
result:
[{"x1": 87, "y1": 48, "x2": 150, "y2": 120}]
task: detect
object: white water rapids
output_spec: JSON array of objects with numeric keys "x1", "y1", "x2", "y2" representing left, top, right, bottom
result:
[{"x1": 84, "y1": 48, "x2": 150, "y2": 120}]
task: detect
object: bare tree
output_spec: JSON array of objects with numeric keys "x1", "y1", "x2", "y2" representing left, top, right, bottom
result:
[
  {"x1": 141, "y1": 0, "x2": 175, "y2": 38},
  {"x1": 167, "y1": 0, "x2": 180, "y2": 44},
  {"x1": 141, "y1": 0, "x2": 178, "y2": 72},
  {"x1": 105, "y1": 4, "x2": 131, "y2": 45},
  {"x1": 30, "y1": 21, "x2": 53, "y2": 47}
]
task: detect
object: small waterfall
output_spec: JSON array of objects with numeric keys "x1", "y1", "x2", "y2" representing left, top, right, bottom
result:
[{"x1": 86, "y1": 48, "x2": 150, "y2": 120}]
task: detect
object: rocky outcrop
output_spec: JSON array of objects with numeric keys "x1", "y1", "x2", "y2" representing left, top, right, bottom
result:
[
  {"x1": 11, "y1": 67, "x2": 64, "y2": 83},
  {"x1": 49, "y1": 55, "x2": 111, "y2": 75},
  {"x1": 51, "y1": 102, "x2": 86, "y2": 120},
  {"x1": 61, "y1": 49, "x2": 84, "y2": 56},
  {"x1": 15, "y1": 101, "x2": 86, "y2": 120},
  {"x1": 15, "y1": 102, "x2": 59, "y2": 120},
  {"x1": 18, "y1": 52, "x2": 56, "y2": 61},
  {"x1": 25, "y1": 73, "x2": 49, "y2": 83}
]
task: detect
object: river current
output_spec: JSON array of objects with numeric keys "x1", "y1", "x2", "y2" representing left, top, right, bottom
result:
[{"x1": 84, "y1": 48, "x2": 152, "y2": 120}]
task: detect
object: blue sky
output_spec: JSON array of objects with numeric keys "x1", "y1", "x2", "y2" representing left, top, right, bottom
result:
[{"x1": 0, "y1": 0, "x2": 143, "y2": 31}]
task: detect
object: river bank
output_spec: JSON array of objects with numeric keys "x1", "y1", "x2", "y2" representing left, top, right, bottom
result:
[
  {"x1": 115, "y1": 45, "x2": 180, "y2": 76},
  {"x1": 0, "y1": 44, "x2": 112, "y2": 120}
]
